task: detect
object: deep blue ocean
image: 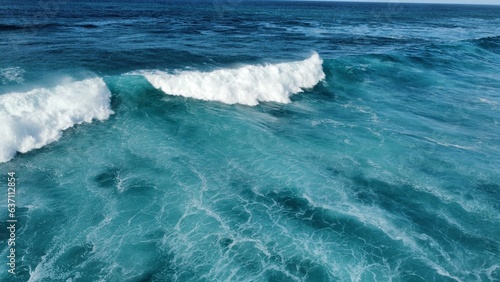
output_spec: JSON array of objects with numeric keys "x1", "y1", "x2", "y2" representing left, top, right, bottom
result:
[{"x1": 0, "y1": 1, "x2": 499, "y2": 281}]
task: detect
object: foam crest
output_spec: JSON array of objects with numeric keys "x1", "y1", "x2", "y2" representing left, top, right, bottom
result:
[
  {"x1": 0, "y1": 78, "x2": 113, "y2": 163},
  {"x1": 140, "y1": 53, "x2": 325, "y2": 106}
]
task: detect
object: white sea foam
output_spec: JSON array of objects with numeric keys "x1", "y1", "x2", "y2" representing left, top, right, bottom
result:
[
  {"x1": 139, "y1": 52, "x2": 325, "y2": 106},
  {"x1": 1, "y1": 67, "x2": 25, "y2": 84},
  {"x1": 0, "y1": 78, "x2": 113, "y2": 163}
]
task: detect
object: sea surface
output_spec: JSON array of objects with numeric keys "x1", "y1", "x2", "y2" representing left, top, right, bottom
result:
[{"x1": 0, "y1": 1, "x2": 499, "y2": 281}]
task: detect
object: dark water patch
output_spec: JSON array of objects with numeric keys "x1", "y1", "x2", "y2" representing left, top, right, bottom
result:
[
  {"x1": 77, "y1": 24, "x2": 99, "y2": 29},
  {"x1": 277, "y1": 32, "x2": 310, "y2": 41},
  {"x1": 350, "y1": 176, "x2": 499, "y2": 255},
  {"x1": 264, "y1": 269, "x2": 294, "y2": 281},
  {"x1": 259, "y1": 105, "x2": 305, "y2": 120},
  {"x1": 95, "y1": 167, "x2": 122, "y2": 188},
  {"x1": 175, "y1": 269, "x2": 196, "y2": 281},
  {"x1": 268, "y1": 190, "x2": 349, "y2": 231},
  {"x1": 283, "y1": 257, "x2": 336, "y2": 282},
  {"x1": 407, "y1": 54, "x2": 437, "y2": 69},
  {"x1": 470, "y1": 35, "x2": 500, "y2": 52},
  {"x1": 325, "y1": 166, "x2": 342, "y2": 176},
  {"x1": 0, "y1": 219, "x2": 11, "y2": 240},
  {"x1": 268, "y1": 108, "x2": 296, "y2": 119},
  {"x1": 326, "y1": 35, "x2": 423, "y2": 47},
  {"x1": 92, "y1": 152, "x2": 165, "y2": 195},
  {"x1": 148, "y1": 26, "x2": 177, "y2": 34},
  {"x1": 147, "y1": 262, "x2": 178, "y2": 281},
  {"x1": 128, "y1": 271, "x2": 154, "y2": 282},
  {"x1": 282, "y1": 20, "x2": 313, "y2": 27},
  {"x1": 267, "y1": 190, "x2": 389, "y2": 246},
  {"x1": 304, "y1": 79, "x2": 337, "y2": 101},
  {"x1": 109, "y1": 94, "x2": 123, "y2": 114},
  {"x1": 218, "y1": 237, "x2": 233, "y2": 248},
  {"x1": 350, "y1": 176, "x2": 407, "y2": 207},
  {"x1": 53, "y1": 243, "x2": 94, "y2": 270},
  {"x1": 475, "y1": 182, "x2": 500, "y2": 198},
  {"x1": 178, "y1": 26, "x2": 203, "y2": 35},
  {"x1": 0, "y1": 23, "x2": 61, "y2": 32},
  {"x1": 0, "y1": 24, "x2": 24, "y2": 31},
  {"x1": 491, "y1": 268, "x2": 500, "y2": 281}
]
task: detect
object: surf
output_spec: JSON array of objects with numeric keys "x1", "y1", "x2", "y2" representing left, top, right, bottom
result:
[
  {"x1": 137, "y1": 52, "x2": 325, "y2": 106},
  {"x1": 0, "y1": 78, "x2": 113, "y2": 163}
]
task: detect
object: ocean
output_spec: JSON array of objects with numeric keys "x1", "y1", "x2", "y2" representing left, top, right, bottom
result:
[{"x1": 0, "y1": 1, "x2": 499, "y2": 281}]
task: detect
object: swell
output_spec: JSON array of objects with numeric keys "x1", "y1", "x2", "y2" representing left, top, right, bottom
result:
[
  {"x1": 0, "y1": 23, "x2": 62, "y2": 32},
  {"x1": 469, "y1": 35, "x2": 500, "y2": 43},
  {"x1": 0, "y1": 23, "x2": 102, "y2": 32},
  {"x1": 469, "y1": 35, "x2": 500, "y2": 51},
  {"x1": 325, "y1": 35, "x2": 428, "y2": 46}
]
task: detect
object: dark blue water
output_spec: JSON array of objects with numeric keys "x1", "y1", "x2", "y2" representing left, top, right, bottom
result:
[{"x1": 1, "y1": 1, "x2": 499, "y2": 281}]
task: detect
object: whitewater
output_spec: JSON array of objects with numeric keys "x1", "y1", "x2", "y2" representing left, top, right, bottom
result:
[
  {"x1": 0, "y1": 54, "x2": 324, "y2": 162},
  {"x1": 139, "y1": 52, "x2": 325, "y2": 106},
  {"x1": 0, "y1": 78, "x2": 113, "y2": 163}
]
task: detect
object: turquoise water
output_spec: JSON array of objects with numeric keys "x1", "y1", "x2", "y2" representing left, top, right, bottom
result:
[{"x1": 1, "y1": 1, "x2": 499, "y2": 281}]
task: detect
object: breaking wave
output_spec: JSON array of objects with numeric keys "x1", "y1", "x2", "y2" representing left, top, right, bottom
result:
[
  {"x1": 139, "y1": 52, "x2": 325, "y2": 106},
  {"x1": 0, "y1": 78, "x2": 113, "y2": 163}
]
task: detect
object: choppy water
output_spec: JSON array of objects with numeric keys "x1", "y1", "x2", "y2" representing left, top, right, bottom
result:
[{"x1": 1, "y1": 1, "x2": 499, "y2": 281}]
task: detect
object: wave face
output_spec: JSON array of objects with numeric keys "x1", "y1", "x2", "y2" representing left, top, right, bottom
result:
[
  {"x1": 140, "y1": 53, "x2": 325, "y2": 106},
  {"x1": 0, "y1": 78, "x2": 113, "y2": 163}
]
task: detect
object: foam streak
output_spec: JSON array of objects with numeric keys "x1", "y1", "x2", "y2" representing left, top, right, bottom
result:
[{"x1": 0, "y1": 78, "x2": 113, "y2": 163}]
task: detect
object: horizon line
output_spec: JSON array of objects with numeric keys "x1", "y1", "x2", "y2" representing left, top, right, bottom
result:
[{"x1": 290, "y1": 0, "x2": 500, "y2": 5}]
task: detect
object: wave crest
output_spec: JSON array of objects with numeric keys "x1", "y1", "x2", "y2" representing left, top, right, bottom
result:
[
  {"x1": 140, "y1": 52, "x2": 325, "y2": 106},
  {"x1": 0, "y1": 78, "x2": 113, "y2": 163}
]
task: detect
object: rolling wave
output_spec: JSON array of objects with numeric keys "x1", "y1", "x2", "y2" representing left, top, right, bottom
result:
[
  {"x1": 137, "y1": 52, "x2": 325, "y2": 106},
  {"x1": 0, "y1": 78, "x2": 113, "y2": 163},
  {"x1": 470, "y1": 35, "x2": 500, "y2": 51}
]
